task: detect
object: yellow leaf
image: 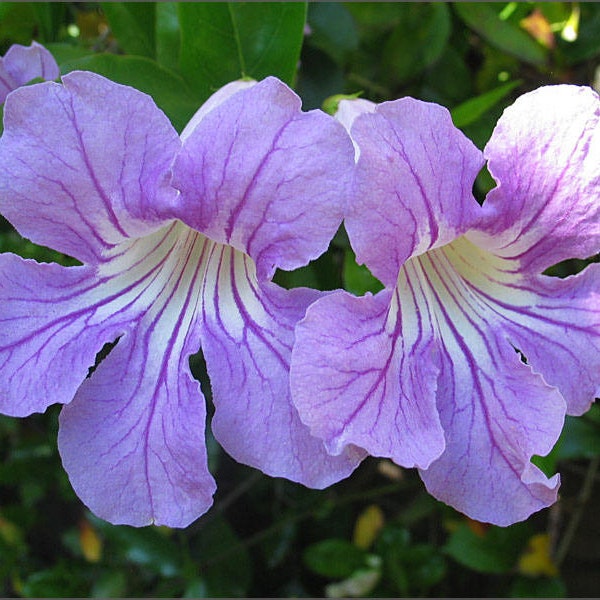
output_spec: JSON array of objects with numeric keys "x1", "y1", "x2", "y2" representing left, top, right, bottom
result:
[
  {"x1": 353, "y1": 504, "x2": 384, "y2": 550},
  {"x1": 79, "y1": 519, "x2": 103, "y2": 563},
  {"x1": 518, "y1": 533, "x2": 558, "y2": 577}
]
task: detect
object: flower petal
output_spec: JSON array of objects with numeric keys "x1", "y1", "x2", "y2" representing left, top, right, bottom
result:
[
  {"x1": 0, "y1": 254, "x2": 129, "y2": 417},
  {"x1": 291, "y1": 286, "x2": 445, "y2": 468},
  {"x1": 0, "y1": 41, "x2": 59, "y2": 103},
  {"x1": 202, "y1": 245, "x2": 364, "y2": 486},
  {"x1": 1, "y1": 41, "x2": 59, "y2": 92},
  {"x1": 58, "y1": 315, "x2": 215, "y2": 528},
  {"x1": 172, "y1": 76, "x2": 354, "y2": 279},
  {"x1": 347, "y1": 98, "x2": 484, "y2": 287},
  {"x1": 477, "y1": 85, "x2": 600, "y2": 272},
  {"x1": 419, "y1": 340, "x2": 563, "y2": 525},
  {"x1": 455, "y1": 238, "x2": 600, "y2": 415},
  {"x1": 0, "y1": 71, "x2": 179, "y2": 264},
  {"x1": 406, "y1": 242, "x2": 566, "y2": 525}
]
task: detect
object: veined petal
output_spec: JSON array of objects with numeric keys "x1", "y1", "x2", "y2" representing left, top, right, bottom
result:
[
  {"x1": 347, "y1": 98, "x2": 484, "y2": 287},
  {"x1": 172, "y1": 76, "x2": 354, "y2": 279},
  {"x1": 58, "y1": 222, "x2": 217, "y2": 527},
  {"x1": 202, "y1": 245, "x2": 364, "y2": 486},
  {"x1": 291, "y1": 288, "x2": 444, "y2": 469},
  {"x1": 475, "y1": 85, "x2": 600, "y2": 272},
  {"x1": 59, "y1": 280, "x2": 214, "y2": 527},
  {"x1": 406, "y1": 242, "x2": 566, "y2": 525},
  {"x1": 0, "y1": 222, "x2": 203, "y2": 418},
  {"x1": 0, "y1": 254, "x2": 129, "y2": 417},
  {"x1": 0, "y1": 71, "x2": 179, "y2": 264},
  {"x1": 449, "y1": 239, "x2": 600, "y2": 416}
]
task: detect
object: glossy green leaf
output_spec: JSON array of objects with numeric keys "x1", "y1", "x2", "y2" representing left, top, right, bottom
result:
[
  {"x1": 156, "y1": 2, "x2": 180, "y2": 71},
  {"x1": 101, "y1": 3, "x2": 156, "y2": 58},
  {"x1": 453, "y1": 3, "x2": 547, "y2": 66},
  {"x1": 178, "y1": 2, "x2": 307, "y2": 101},
  {"x1": 304, "y1": 538, "x2": 369, "y2": 579},
  {"x1": 451, "y1": 80, "x2": 521, "y2": 128},
  {"x1": 58, "y1": 54, "x2": 200, "y2": 133}
]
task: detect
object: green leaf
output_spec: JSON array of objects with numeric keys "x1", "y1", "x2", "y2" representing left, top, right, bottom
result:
[
  {"x1": 343, "y1": 249, "x2": 384, "y2": 296},
  {"x1": 93, "y1": 520, "x2": 183, "y2": 578},
  {"x1": 192, "y1": 517, "x2": 252, "y2": 597},
  {"x1": 156, "y1": 3, "x2": 180, "y2": 71},
  {"x1": 533, "y1": 407, "x2": 600, "y2": 476},
  {"x1": 451, "y1": 80, "x2": 521, "y2": 128},
  {"x1": 382, "y1": 3, "x2": 451, "y2": 85},
  {"x1": 306, "y1": 3, "x2": 358, "y2": 63},
  {"x1": 0, "y1": 2, "x2": 40, "y2": 44},
  {"x1": 304, "y1": 538, "x2": 369, "y2": 579},
  {"x1": 178, "y1": 2, "x2": 307, "y2": 101},
  {"x1": 444, "y1": 522, "x2": 531, "y2": 574},
  {"x1": 101, "y1": 3, "x2": 156, "y2": 58},
  {"x1": 453, "y1": 3, "x2": 547, "y2": 66},
  {"x1": 58, "y1": 54, "x2": 200, "y2": 133}
]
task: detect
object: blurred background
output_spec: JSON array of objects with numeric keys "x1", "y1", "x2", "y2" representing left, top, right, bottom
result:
[{"x1": 0, "y1": 2, "x2": 599, "y2": 597}]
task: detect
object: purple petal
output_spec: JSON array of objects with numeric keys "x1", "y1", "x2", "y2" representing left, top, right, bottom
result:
[
  {"x1": 0, "y1": 71, "x2": 179, "y2": 264},
  {"x1": 476, "y1": 85, "x2": 600, "y2": 273},
  {"x1": 347, "y1": 98, "x2": 484, "y2": 287},
  {"x1": 201, "y1": 245, "x2": 364, "y2": 486},
  {"x1": 408, "y1": 240, "x2": 567, "y2": 524},
  {"x1": 171, "y1": 76, "x2": 355, "y2": 279},
  {"x1": 469, "y1": 259, "x2": 600, "y2": 416},
  {"x1": 291, "y1": 288, "x2": 444, "y2": 469},
  {"x1": 0, "y1": 41, "x2": 59, "y2": 103},
  {"x1": 59, "y1": 308, "x2": 215, "y2": 528},
  {"x1": 0, "y1": 254, "x2": 130, "y2": 417},
  {"x1": 419, "y1": 337, "x2": 563, "y2": 526}
]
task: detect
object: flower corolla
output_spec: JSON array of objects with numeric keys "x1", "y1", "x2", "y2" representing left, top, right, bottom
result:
[
  {"x1": 291, "y1": 86, "x2": 600, "y2": 525},
  {"x1": 0, "y1": 66, "x2": 362, "y2": 527}
]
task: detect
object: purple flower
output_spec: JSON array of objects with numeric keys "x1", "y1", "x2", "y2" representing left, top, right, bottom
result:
[
  {"x1": 291, "y1": 86, "x2": 600, "y2": 525},
  {"x1": 0, "y1": 71, "x2": 362, "y2": 527},
  {"x1": 0, "y1": 41, "x2": 59, "y2": 103}
]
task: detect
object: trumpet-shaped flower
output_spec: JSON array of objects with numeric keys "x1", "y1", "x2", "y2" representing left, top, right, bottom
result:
[
  {"x1": 0, "y1": 70, "x2": 362, "y2": 527},
  {"x1": 291, "y1": 86, "x2": 600, "y2": 525},
  {"x1": 0, "y1": 41, "x2": 58, "y2": 103}
]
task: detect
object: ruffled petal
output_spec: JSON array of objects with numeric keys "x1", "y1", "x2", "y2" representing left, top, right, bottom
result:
[
  {"x1": 58, "y1": 309, "x2": 214, "y2": 528},
  {"x1": 419, "y1": 341, "x2": 563, "y2": 525},
  {"x1": 347, "y1": 98, "x2": 484, "y2": 287},
  {"x1": 0, "y1": 254, "x2": 131, "y2": 417},
  {"x1": 172, "y1": 76, "x2": 354, "y2": 279},
  {"x1": 291, "y1": 288, "x2": 444, "y2": 469},
  {"x1": 476, "y1": 85, "x2": 600, "y2": 272},
  {"x1": 202, "y1": 245, "x2": 364, "y2": 486},
  {"x1": 405, "y1": 241, "x2": 566, "y2": 525},
  {"x1": 0, "y1": 71, "x2": 179, "y2": 264}
]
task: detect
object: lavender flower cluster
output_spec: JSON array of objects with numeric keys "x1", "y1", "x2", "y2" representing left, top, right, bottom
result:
[{"x1": 0, "y1": 43, "x2": 598, "y2": 528}]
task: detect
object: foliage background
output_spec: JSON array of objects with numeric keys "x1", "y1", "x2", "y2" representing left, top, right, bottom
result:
[{"x1": 0, "y1": 2, "x2": 599, "y2": 597}]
